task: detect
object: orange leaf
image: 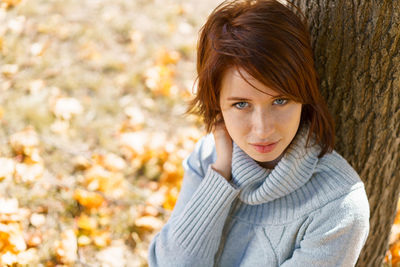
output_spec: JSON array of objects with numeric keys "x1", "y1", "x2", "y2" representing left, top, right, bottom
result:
[
  {"x1": 77, "y1": 214, "x2": 97, "y2": 233},
  {"x1": 74, "y1": 189, "x2": 105, "y2": 209}
]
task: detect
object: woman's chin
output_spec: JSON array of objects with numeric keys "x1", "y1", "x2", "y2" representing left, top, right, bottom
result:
[{"x1": 245, "y1": 149, "x2": 282, "y2": 165}]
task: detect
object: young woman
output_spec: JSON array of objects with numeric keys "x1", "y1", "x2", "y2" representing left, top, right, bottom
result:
[{"x1": 149, "y1": 0, "x2": 370, "y2": 266}]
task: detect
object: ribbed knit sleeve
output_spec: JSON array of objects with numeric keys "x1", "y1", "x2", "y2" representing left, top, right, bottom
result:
[{"x1": 148, "y1": 136, "x2": 239, "y2": 267}]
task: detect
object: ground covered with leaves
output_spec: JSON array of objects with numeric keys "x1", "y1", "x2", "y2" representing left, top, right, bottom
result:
[{"x1": 0, "y1": 0, "x2": 218, "y2": 266}]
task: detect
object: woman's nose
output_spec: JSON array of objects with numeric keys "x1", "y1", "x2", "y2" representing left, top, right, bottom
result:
[{"x1": 252, "y1": 109, "x2": 274, "y2": 139}]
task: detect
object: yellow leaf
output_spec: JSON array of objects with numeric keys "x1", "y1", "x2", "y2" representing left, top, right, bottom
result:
[
  {"x1": 0, "y1": 222, "x2": 26, "y2": 253},
  {"x1": 77, "y1": 235, "x2": 91, "y2": 246},
  {"x1": 144, "y1": 65, "x2": 175, "y2": 96},
  {"x1": 163, "y1": 187, "x2": 179, "y2": 211},
  {"x1": 84, "y1": 165, "x2": 126, "y2": 198},
  {"x1": 157, "y1": 49, "x2": 181, "y2": 65},
  {"x1": 160, "y1": 161, "x2": 183, "y2": 186},
  {"x1": 74, "y1": 189, "x2": 105, "y2": 209},
  {"x1": 0, "y1": 229, "x2": 11, "y2": 252},
  {"x1": 1, "y1": 0, "x2": 21, "y2": 9},
  {"x1": 77, "y1": 214, "x2": 97, "y2": 232}
]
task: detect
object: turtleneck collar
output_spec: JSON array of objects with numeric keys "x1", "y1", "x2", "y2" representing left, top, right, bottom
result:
[{"x1": 230, "y1": 126, "x2": 321, "y2": 205}]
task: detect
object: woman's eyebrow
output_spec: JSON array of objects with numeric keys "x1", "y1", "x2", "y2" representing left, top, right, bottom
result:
[
  {"x1": 226, "y1": 97, "x2": 252, "y2": 101},
  {"x1": 226, "y1": 94, "x2": 283, "y2": 101}
]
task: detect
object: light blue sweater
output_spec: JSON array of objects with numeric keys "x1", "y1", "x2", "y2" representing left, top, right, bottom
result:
[{"x1": 148, "y1": 127, "x2": 370, "y2": 266}]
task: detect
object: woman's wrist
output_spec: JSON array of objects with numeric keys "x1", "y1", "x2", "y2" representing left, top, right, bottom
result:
[{"x1": 211, "y1": 163, "x2": 231, "y2": 181}]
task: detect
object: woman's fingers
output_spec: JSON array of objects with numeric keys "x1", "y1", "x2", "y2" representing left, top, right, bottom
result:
[{"x1": 211, "y1": 118, "x2": 233, "y2": 180}]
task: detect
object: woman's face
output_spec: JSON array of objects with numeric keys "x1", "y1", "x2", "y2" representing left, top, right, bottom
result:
[{"x1": 219, "y1": 68, "x2": 302, "y2": 169}]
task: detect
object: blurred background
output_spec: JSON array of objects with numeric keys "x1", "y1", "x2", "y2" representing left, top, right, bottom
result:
[{"x1": 0, "y1": 0, "x2": 223, "y2": 266}]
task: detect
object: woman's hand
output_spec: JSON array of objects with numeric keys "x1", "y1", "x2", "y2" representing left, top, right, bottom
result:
[{"x1": 211, "y1": 118, "x2": 233, "y2": 181}]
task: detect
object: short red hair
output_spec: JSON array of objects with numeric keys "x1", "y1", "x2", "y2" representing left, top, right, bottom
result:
[{"x1": 188, "y1": 0, "x2": 335, "y2": 157}]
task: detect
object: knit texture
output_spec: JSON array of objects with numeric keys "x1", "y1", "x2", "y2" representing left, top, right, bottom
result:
[
  {"x1": 148, "y1": 127, "x2": 370, "y2": 267},
  {"x1": 231, "y1": 126, "x2": 319, "y2": 205}
]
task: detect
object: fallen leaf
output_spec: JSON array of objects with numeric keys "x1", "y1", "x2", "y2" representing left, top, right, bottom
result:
[
  {"x1": 7, "y1": 16, "x2": 25, "y2": 34},
  {"x1": 77, "y1": 235, "x2": 91, "y2": 246},
  {"x1": 28, "y1": 80, "x2": 45, "y2": 94},
  {"x1": 1, "y1": 0, "x2": 21, "y2": 9},
  {"x1": 0, "y1": 222, "x2": 26, "y2": 253},
  {"x1": 92, "y1": 153, "x2": 126, "y2": 172},
  {"x1": 0, "y1": 198, "x2": 19, "y2": 215},
  {"x1": 14, "y1": 163, "x2": 44, "y2": 183},
  {"x1": 95, "y1": 241, "x2": 126, "y2": 267},
  {"x1": 134, "y1": 216, "x2": 163, "y2": 231},
  {"x1": 83, "y1": 165, "x2": 126, "y2": 198},
  {"x1": 17, "y1": 248, "x2": 39, "y2": 265},
  {"x1": 144, "y1": 65, "x2": 175, "y2": 96},
  {"x1": 30, "y1": 42, "x2": 46, "y2": 56},
  {"x1": 50, "y1": 120, "x2": 70, "y2": 134},
  {"x1": 74, "y1": 189, "x2": 105, "y2": 209},
  {"x1": 26, "y1": 232, "x2": 42, "y2": 247},
  {"x1": 52, "y1": 97, "x2": 83, "y2": 120},
  {"x1": 1, "y1": 64, "x2": 19, "y2": 78},
  {"x1": 30, "y1": 213, "x2": 46, "y2": 228},
  {"x1": 119, "y1": 131, "x2": 148, "y2": 157},
  {"x1": 0, "y1": 158, "x2": 15, "y2": 181},
  {"x1": 163, "y1": 187, "x2": 179, "y2": 211},
  {"x1": 77, "y1": 214, "x2": 97, "y2": 232},
  {"x1": 1, "y1": 251, "x2": 17, "y2": 266},
  {"x1": 92, "y1": 230, "x2": 111, "y2": 248},
  {"x1": 55, "y1": 229, "x2": 77, "y2": 264},
  {"x1": 72, "y1": 155, "x2": 91, "y2": 171},
  {"x1": 157, "y1": 49, "x2": 181, "y2": 65},
  {"x1": 9, "y1": 127, "x2": 39, "y2": 156}
]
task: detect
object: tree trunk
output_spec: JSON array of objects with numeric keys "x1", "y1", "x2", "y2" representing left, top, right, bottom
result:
[{"x1": 289, "y1": 0, "x2": 400, "y2": 266}]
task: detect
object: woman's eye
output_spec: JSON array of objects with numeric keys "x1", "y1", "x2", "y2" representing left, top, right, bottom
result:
[
  {"x1": 234, "y1": 102, "x2": 249, "y2": 109},
  {"x1": 273, "y1": 98, "x2": 288, "y2": 105}
]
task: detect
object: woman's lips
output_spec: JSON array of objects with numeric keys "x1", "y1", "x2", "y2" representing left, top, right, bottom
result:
[{"x1": 251, "y1": 141, "x2": 279, "y2": 153}]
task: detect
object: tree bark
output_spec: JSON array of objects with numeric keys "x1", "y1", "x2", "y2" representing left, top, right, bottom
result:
[{"x1": 289, "y1": 0, "x2": 400, "y2": 266}]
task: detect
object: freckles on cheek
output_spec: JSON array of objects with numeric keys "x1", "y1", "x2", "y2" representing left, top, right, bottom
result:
[
  {"x1": 222, "y1": 111, "x2": 242, "y2": 133},
  {"x1": 278, "y1": 106, "x2": 302, "y2": 124}
]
